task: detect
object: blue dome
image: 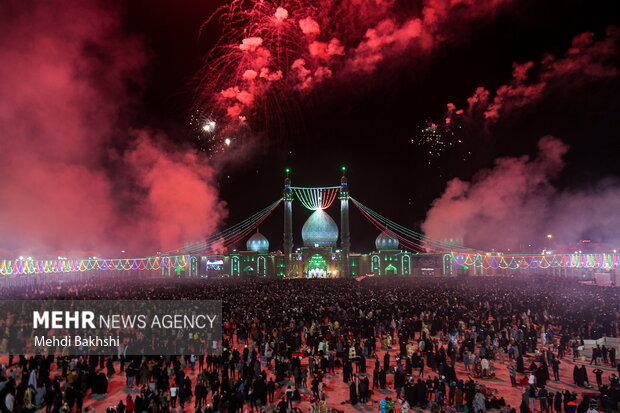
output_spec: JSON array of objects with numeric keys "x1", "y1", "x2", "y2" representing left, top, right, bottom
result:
[
  {"x1": 302, "y1": 210, "x2": 339, "y2": 247},
  {"x1": 375, "y1": 230, "x2": 399, "y2": 250},
  {"x1": 247, "y1": 232, "x2": 269, "y2": 253}
]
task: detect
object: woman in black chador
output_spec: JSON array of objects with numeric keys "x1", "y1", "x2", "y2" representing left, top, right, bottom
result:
[{"x1": 349, "y1": 379, "x2": 358, "y2": 405}]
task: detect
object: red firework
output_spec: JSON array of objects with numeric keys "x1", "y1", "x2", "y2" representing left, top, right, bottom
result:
[{"x1": 193, "y1": 0, "x2": 515, "y2": 156}]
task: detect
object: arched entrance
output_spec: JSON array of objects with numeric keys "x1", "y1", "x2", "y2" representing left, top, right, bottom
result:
[
  {"x1": 307, "y1": 254, "x2": 327, "y2": 278},
  {"x1": 232, "y1": 256, "x2": 239, "y2": 276},
  {"x1": 385, "y1": 264, "x2": 397, "y2": 276},
  {"x1": 257, "y1": 256, "x2": 266, "y2": 276},
  {"x1": 401, "y1": 255, "x2": 410, "y2": 275},
  {"x1": 371, "y1": 255, "x2": 380, "y2": 274}
]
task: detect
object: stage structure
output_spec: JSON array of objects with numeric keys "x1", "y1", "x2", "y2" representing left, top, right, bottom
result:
[{"x1": 1, "y1": 169, "x2": 619, "y2": 280}]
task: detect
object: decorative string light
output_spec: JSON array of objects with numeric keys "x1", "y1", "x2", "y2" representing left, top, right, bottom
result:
[
  {"x1": 291, "y1": 187, "x2": 340, "y2": 210},
  {"x1": 351, "y1": 198, "x2": 481, "y2": 252},
  {"x1": 353, "y1": 200, "x2": 426, "y2": 253},
  {"x1": 351, "y1": 197, "x2": 619, "y2": 270},
  {"x1": 450, "y1": 252, "x2": 620, "y2": 270},
  {"x1": 0, "y1": 255, "x2": 190, "y2": 276},
  {"x1": 1, "y1": 199, "x2": 283, "y2": 276},
  {"x1": 161, "y1": 199, "x2": 282, "y2": 255}
]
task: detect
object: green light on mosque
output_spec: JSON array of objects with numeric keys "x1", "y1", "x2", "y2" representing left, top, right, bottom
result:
[{"x1": 307, "y1": 254, "x2": 327, "y2": 275}]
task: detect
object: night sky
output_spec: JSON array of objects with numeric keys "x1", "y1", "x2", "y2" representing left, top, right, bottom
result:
[{"x1": 123, "y1": 0, "x2": 620, "y2": 251}]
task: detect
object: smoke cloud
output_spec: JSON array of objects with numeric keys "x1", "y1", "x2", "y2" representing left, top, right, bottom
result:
[
  {"x1": 345, "y1": 0, "x2": 515, "y2": 73},
  {"x1": 448, "y1": 26, "x2": 620, "y2": 125},
  {"x1": 0, "y1": 0, "x2": 226, "y2": 258},
  {"x1": 422, "y1": 136, "x2": 620, "y2": 250},
  {"x1": 197, "y1": 0, "x2": 517, "y2": 139}
]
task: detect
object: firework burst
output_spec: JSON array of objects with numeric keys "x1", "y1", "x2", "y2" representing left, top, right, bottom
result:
[
  {"x1": 414, "y1": 103, "x2": 467, "y2": 165},
  {"x1": 193, "y1": 0, "x2": 340, "y2": 155},
  {"x1": 194, "y1": 0, "x2": 515, "y2": 156}
]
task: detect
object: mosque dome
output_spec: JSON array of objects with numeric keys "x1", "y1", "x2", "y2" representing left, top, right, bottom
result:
[
  {"x1": 375, "y1": 230, "x2": 399, "y2": 250},
  {"x1": 302, "y1": 210, "x2": 339, "y2": 247},
  {"x1": 246, "y1": 231, "x2": 269, "y2": 253}
]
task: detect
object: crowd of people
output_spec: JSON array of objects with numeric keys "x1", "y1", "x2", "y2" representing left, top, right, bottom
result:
[{"x1": 0, "y1": 275, "x2": 618, "y2": 413}]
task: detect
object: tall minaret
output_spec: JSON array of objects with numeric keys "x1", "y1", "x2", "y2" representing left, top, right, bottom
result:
[
  {"x1": 283, "y1": 169, "x2": 293, "y2": 277},
  {"x1": 339, "y1": 166, "x2": 351, "y2": 277}
]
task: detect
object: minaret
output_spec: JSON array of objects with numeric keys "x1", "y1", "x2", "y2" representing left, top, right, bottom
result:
[
  {"x1": 339, "y1": 166, "x2": 351, "y2": 277},
  {"x1": 283, "y1": 169, "x2": 293, "y2": 277}
]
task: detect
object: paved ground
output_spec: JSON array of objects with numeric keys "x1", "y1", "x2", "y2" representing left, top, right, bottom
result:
[{"x1": 63, "y1": 342, "x2": 618, "y2": 412}]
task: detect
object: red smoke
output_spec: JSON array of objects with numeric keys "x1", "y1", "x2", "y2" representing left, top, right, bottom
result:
[
  {"x1": 124, "y1": 131, "x2": 226, "y2": 255},
  {"x1": 453, "y1": 26, "x2": 619, "y2": 125},
  {"x1": 422, "y1": 136, "x2": 568, "y2": 250},
  {"x1": 483, "y1": 62, "x2": 546, "y2": 121},
  {"x1": 422, "y1": 136, "x2": 620, "y2": 250},
  {"x1": 346, "y1": 0, "x2": 515, "y2": 73},
  {"x1": 195, "y1": 0, "x2": 515, "y2": 140},
  {"x1": 0, "y1": 0, "x2": 225, "y2": 258}
]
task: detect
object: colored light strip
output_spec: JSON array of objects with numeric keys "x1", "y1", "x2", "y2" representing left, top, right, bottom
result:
[
  {"x1": 292, "y1": 188, "x2": 339, "y2": 210},
  {"x1": 1, "y1": 199, "x2": 284, "y2": 276},
  {"x1": 204, "y1": 200, "x2": 282, "y2": 252},
  {"x1": 183, "y1": 200, "x2": 280, "y2": 254},
  {"x1": 0, "y1": 255, "x2": 190, "y2": 276},
  {"x1": 351, "y1": 197, "x2": 484, "y2": 252},
  {"x1": 353, "y1": 200, "x2": 426, "y2": 253},
  {"x1": 448, "y1": 252, "x2": 620, "y2": 271},
  {"x1": 162, "y1": 199, "x2": 282, "y2": 255}
]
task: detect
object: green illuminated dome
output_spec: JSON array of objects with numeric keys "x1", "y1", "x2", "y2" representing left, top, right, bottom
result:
[
  {"x1": 247, "y1": 231, "x2": 269, "y2": 253},
  {"x1": 375, "y1": 230, "x2": 399, "y2": 250},
  {"x1": 302, "y1": 210, "x2": 339, "y2": 247}
]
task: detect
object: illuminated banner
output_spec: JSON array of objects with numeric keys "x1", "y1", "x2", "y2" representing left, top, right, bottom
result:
[{"x1": 0, "y1": 300, "x2": 222, "y2": 356}]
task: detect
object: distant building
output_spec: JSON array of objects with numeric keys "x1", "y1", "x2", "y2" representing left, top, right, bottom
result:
[
  {"x1": 199, "y1": 212, "x2": 442, "y2": 278},
  {"x1": 196, "y1": 172, "x2": 444, "y2": 278}
]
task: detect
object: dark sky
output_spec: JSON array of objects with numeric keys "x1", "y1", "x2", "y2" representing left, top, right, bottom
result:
[{"x1": 123, "y1": 0, "x2": 620, "y2": 252}]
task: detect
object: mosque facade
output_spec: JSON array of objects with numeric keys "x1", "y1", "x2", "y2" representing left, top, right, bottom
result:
[{"x1": 198, "y1": 173, "x2": 444, "y2": 278}]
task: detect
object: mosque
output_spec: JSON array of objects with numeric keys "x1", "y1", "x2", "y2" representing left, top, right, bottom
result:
[{"x1": 199, "y1": 173, "x2": 443, "y2": 278}]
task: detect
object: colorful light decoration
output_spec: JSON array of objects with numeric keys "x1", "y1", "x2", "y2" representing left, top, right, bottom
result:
[
  {"x1": 161, "y1": 199, "x2": 282, "y2": 255},
  {"x1": 353, "y1": 200, "x2": 425, "y2": 253},
  {"x1": 352, "y1": 197, "x2": 620, "y2": 271},
  {"x1": 291, "y1": 187, "x2": 340, "y2": 211},
  {"x1": 4, "y1": 192, "x2": 617, "y2": 278},
  {"x1": 307, "y1": 253, "x2": 328, "y2": 277},
  {"x1": 0, "y1": 255, "x2": 190, "y2": 276},
  {"x1": 449, "y1": 252, "x2": 620, "y2": 270},
  {"x1": 402, "y1": 255, "x2": 411, "y2": 275},
  {"x1": 351, "y1": 198, "x2": 483, "y2": 252},
  {"x1": 1, "y1": 199, "x2": 283, "y2": 277}
]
